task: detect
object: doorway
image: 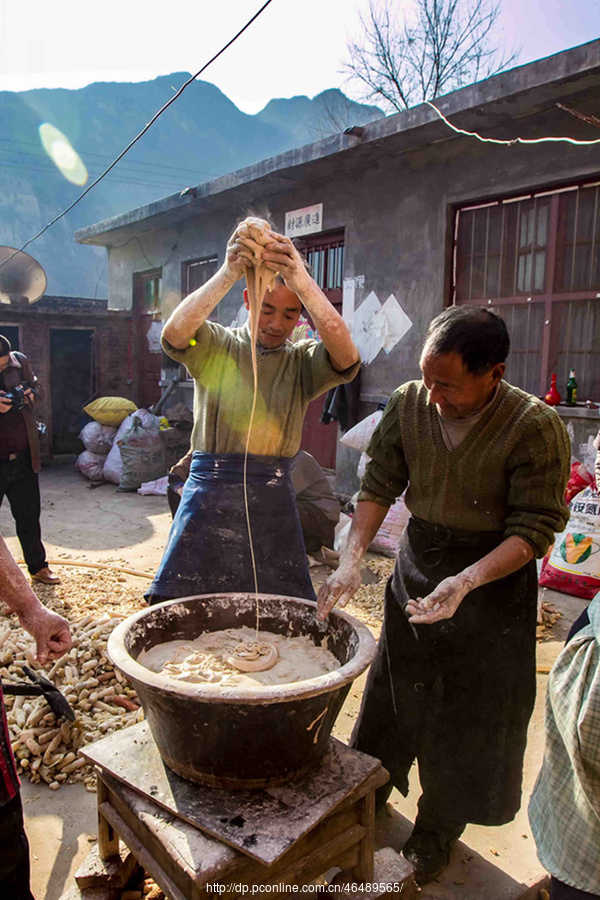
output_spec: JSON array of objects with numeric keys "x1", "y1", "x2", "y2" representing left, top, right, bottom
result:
[
  {"x1": 0, "y1": 325, "x2": 19, "y2": 351},
  {"x1": 50, "y1": 329, "x2": 94, "y2": 454}
]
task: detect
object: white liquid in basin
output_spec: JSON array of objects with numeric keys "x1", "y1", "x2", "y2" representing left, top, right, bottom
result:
[{"x1": 138, "y1": 627, "x2": 340, "y2": 688}]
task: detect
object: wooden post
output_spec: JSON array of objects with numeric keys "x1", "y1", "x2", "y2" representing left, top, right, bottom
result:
[
  {"x1": 97, "y1": 777, "x2": 120, "y2": 860},
  {"x1": 353, "y1": 789, "x2": 375, "y2": 882}
]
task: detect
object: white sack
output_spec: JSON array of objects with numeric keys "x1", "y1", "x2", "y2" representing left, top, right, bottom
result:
[
  {"x1": 340, "y1": 410, "x2": 383, "y2": 453},
  {"x1": 79, "y1": 421, "x2": 117, "y2": 455}
]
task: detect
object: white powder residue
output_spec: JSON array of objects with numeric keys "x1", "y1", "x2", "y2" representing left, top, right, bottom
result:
[{"x1": 138, "y1": 627, "x2": 340, "y2": 688}]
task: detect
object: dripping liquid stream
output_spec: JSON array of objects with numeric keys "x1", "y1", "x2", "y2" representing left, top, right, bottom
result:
[{"x1": 243, "y1": 264, "x2": 262, "y2": 639}]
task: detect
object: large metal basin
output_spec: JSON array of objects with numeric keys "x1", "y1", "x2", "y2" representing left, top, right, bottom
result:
[{"x1": 107, "y1": 593, "x2": 376, "y2": 789}]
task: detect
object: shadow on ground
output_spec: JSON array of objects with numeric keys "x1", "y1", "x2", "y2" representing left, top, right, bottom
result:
[
  {"x1": 22, "y1": 780, "x2": 97, "y2": 900},
  {"x1": 0, "y1": 465, "x2": 171, "y2": 558},
  {"x1": 376, "y1": 806, "x2": 545, "y2": 900}
]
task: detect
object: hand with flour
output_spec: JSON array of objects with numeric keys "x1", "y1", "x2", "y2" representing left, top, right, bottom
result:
[
  {"x1": 163, "y1": 217, "x2": 271, "y2": 349},
  {"x1": 261, "y1": 232, "x2": 312, "y2": 295},
  {"x1": 405, "y1": 573, "x2": 473, "y2": 625},
  {"x1": 317, "y1": 500, "x2": 388, "y2": 620},
  {"x1": 223, "y1": 227, "x2": 255, "y2": 280},
  {"x1": 317, "y1": 559, "x2": 363, "y2": 621},
  {"x1": 406, "y1": 534, "x2": 534, "y2": 625}
]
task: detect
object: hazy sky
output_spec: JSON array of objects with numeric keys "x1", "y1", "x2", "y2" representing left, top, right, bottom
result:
[{"x1": 0, "y1": 0, "x2": 599, "y2": 113}]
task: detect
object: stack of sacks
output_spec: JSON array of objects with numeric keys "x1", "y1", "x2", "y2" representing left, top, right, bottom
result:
[
  {"x1": 75, "y1": 397, "x2": 137, "y2": 483},
  {"x1": 75, "y1": 396, "x2": 185, "y2": 493}
]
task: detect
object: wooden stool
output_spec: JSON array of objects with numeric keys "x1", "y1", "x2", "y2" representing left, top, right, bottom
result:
[{"x1": 78, "y1": 721, "x2": 389, "y2": 899}]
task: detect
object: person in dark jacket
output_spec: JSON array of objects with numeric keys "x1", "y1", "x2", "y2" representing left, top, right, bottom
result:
[{"x1": 0, "y1": 335, "x2": 59, "y2": 584}]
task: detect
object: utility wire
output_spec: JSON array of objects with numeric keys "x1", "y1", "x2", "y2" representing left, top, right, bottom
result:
[
  {"x1": 0, "y1": 136, "x2": 220, "y2": 179},
  {"x1": 426, "y1": 100, "x2": 600, "y2": 146},
  {"x1": 0, "y1": 0, "x2": 275, "y2": 269},
  {"x1": 0, "y1": 156, "x2": 189, "y2": 191}
]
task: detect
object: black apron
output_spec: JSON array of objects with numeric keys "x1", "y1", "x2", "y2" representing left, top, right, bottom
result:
[
  {"x1": 147, "y1": 452, "x2": 316, "y2": 602},
  {"x1": 351, "y1": 515, "x2": 538, "y2": 826}
]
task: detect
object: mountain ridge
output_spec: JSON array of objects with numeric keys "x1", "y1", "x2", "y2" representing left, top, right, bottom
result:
[{"x1": 0, "y1": 75, "x2": 382, "y2": 297}]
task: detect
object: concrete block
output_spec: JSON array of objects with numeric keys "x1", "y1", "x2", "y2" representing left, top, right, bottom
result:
[{"x1": 75, "y1": 842, "x2": 139, "y2": 888}]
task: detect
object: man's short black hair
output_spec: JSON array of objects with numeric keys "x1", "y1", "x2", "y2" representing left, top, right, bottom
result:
[
  {"x1": 423, "y1": 306, "x2": 510, "y2": 375},
  {"x1": 0, "y1": 335, "x2": 11, "y2": 357}
]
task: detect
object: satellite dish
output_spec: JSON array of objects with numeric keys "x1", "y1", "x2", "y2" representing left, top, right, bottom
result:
[{"x1": 0, "y1": 246, "x2": 47, "y2": 306}]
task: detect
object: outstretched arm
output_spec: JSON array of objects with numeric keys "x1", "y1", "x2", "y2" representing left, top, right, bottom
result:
[
  {"x1": 0, "y1": 538, "x2": 71, "y2": 665},
  {"x1": 262, "y1": 233, "x2": 359, "y2": 372},
  {"x1": 162, "y1": 227, "x2": 249, "y2": 350}
]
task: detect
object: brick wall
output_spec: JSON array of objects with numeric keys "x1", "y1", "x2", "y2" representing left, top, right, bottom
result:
[
  {"x1": 95, "y1": 317, "x2": 133, "y2": 401},
  {"x1": 0, "y1": 298, "x2": 133, "y2": 461}
]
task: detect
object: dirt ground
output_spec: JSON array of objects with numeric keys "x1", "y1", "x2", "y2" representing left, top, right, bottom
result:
[{"x1": 0, "y1": 464, "x2": 588, "y2": 900}]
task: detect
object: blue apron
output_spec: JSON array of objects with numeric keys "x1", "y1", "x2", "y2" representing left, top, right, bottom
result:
[{"x1": 147, "y1": 452, "x2": 316, "y2": 602}]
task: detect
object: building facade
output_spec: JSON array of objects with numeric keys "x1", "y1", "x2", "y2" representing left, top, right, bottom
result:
[
  {"x1": 75, "y1": 41, "x2": 600, "y2": 491},
  {"x1": 0, "y1": 296, "x2": 132, "y2": 459}
]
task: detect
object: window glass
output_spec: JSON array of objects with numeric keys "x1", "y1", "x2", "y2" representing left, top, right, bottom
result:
[{"x1": 455, "y1": 183, "x2": 600, "y2": 399}]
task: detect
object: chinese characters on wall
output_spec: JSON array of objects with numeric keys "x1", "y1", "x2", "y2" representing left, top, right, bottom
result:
[{"x1": 285, "y1": 204, "x2": 323, "y2": 238}]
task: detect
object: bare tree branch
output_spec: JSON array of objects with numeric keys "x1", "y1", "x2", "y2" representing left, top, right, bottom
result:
[{"x1": 343, "y1": 0, "x2": 520, "y2": 114}]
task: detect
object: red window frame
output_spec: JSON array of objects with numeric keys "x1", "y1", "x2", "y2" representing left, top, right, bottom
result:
[{"x1": 453, "y1": 179, "x2": 600, "y2": 399}]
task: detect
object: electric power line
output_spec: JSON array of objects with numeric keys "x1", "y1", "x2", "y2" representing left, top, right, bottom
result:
[
  {"x1": 0, "y1": 136, "x2": 221, "y2": 180},
  {"x1": 0, "y1": 154, "x2": 193, "y2": 191},
  {"x1": 427, "y1": 101, "x2": 600, "y2": 146},
  {"x1": 0, "y1": 0, "x2": 275, "y2": 269}
]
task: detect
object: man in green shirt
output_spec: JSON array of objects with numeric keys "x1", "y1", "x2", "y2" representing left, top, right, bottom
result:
[
  {"x1": 318, "y1": 306, "x2": 570, "y2": 885},
  {"x1": 146, "y1": 220, "x2": 359, "y2": 602}
]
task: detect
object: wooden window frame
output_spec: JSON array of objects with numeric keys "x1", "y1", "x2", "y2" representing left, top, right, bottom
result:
[
  {"x1": 453, "y1": 179, "x2": 600, "y2": 398},
  {"x1": 181, "y1": 256, "x2": 219, "y2": 297},
  {"x1": 134, "y1": 268, "x2": 162, "y2": 317}
]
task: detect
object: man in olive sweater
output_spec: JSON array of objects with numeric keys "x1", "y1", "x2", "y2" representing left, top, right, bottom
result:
[{"x1": 318, "y1": 306, "x2": 570, "y2": 885}]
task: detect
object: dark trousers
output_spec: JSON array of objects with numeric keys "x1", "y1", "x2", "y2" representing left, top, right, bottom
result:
[
  {"x1": 551, "y1": 878, "x2": 600, "y2": 900},
  {"x1": 0, "y1": 452, "x2": 46, "y2": 575},
  {"x1": 0, "y1": 793, "x2": 35, "y2": 900}
]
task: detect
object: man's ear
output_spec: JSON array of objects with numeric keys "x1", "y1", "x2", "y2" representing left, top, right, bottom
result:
[
  {"x1": 243, "y1": 288, "x2": 249, "y2": 311},
  {"x1": 490, "y1": 363, "x2": 506, "y2": 384}
]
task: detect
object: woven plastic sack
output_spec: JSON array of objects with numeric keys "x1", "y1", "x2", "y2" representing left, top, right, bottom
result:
[
  {"x1": 103, "y1": 409, "x2": 158, "y2": 485},
  {"x1": 79, "y1": 421, "x2": 117, "y2": 455},
  {"x1": 539, "y1": 485, "x2": 600, "y2": 599},
  {"x1": 117, "y1": 415, "x2": 166, "y2": 492},
  {"x1": 340, "y1": 410, "x2": 383, "y2": 453},
  {"x1": 84, "y1": 396, "x2": 137, "y2": 427},
  {"x1": 75, "y1": 450, "x2": 107, "y2": 483}
]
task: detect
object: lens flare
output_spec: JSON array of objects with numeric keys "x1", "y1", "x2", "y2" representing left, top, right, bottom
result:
[{"x1": 38, "y1": 123, "x2": 88, "y2": 186}]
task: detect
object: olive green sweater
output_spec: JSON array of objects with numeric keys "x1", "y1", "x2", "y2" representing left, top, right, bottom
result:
[
  {"x1": 359, "y1": 380, "x2": 571, "y2": 558},
  {"x1": 163, "y1": 321, "x2": 359, "y2": 457}
]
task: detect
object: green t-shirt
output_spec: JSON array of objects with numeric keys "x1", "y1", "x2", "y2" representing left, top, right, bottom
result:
[{"x1": 162, "y1": 321, "x2": 360, "y2": 457}]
